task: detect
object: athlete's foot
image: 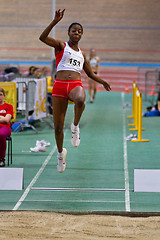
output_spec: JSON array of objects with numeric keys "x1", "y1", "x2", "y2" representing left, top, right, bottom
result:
[
  {"x1": 57, "y1": 148, "x2": 67, "y2": 173},
  {"x1": 71, "y1": 123, "x2": 80, "y2": 147},
  {"x1": 90, "y1": 97, "x2": 94, "y2": 103},
  {"x1": 93, "y1": 92, "x2": 96, "y2": 100}
]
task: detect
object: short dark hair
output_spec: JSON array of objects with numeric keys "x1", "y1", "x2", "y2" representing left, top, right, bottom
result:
[{"x1": 68, "y1": 22, "x2": 83, "y2": 33}]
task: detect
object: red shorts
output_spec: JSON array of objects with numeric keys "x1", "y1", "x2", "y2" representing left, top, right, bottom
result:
[{"x1": 52, "y1": 79, "x2": 83, "y2": 99}]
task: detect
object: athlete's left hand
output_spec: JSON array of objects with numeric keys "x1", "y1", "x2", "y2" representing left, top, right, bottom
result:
[{"x1": 103, "y1": 81, "x2": 111, "y2": 91}]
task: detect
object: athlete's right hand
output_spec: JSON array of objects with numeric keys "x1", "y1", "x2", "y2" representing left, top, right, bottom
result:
[{"x1": 54, "y1": 9, "x2": 65, "y2": 22}]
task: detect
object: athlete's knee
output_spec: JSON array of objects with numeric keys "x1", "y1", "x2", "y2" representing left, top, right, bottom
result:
[{"x1": 75, "y1": 97, "x2": 85, "y2": 108}]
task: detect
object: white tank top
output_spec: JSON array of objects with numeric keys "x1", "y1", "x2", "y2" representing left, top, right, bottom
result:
[
  {"x1": 89, "y1": 57, "x2": 98, "y2": 67},
  {"x1": 56, "y1": 42, "x2": 84, "y2": 74}
]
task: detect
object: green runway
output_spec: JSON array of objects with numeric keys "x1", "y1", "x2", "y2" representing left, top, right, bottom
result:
[{"x1": 1, "y1": 91, "x2": 160, "y2": 213}]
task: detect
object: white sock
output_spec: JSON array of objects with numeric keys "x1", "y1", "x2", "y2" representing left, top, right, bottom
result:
[
  {"x1": 58, "y1": 149, "x2": 63, "y2": 158},
  {"x1": 72, "y1": 123, "x2": 79, "y2": 131}
]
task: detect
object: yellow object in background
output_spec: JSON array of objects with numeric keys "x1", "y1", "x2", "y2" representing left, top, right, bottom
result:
[
  {"x1": 47, "y1": 76, "x2": 53, "y2": 93},
  {"x1": 0, "y1": 82, "x2": 17, "y2": 121},
  {"x1": 127, "y1": 82, "x2": 149, "y2": 142},
  {"x1": 131, "y1": 92, "x2": 149, "y2": 142},
  {"x1": 47, "y1": 76, "x2": 52, "y2": 87},
  {"x1": 68, "y1": 100, "x2": 74, "y2": 104},
  {"x1": 127, "y1": 81, "x2": 136, "y2": 120},
  {"x1": 47, "y1": 87, "x2": 53, "y2": 93}
]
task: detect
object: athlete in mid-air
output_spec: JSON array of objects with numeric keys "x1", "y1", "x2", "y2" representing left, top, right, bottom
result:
[{"x1": 39, "y1": 9, "x2": 111, "y2": 173}]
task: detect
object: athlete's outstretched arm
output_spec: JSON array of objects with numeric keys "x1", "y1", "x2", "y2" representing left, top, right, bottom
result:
[
  {"x1": 83, "y1": 52, "x2": 111, "y2": 91},
  {"x1": 39, "y1": 9, "x2": 65, "y2": 51}
]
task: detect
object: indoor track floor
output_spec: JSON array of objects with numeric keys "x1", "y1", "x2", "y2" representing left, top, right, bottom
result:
[{"x1": 1, "y1": 91, "x2": 160, "y2": 213}]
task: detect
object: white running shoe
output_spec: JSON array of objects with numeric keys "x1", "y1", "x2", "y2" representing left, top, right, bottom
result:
[
  {"x1": 36, "y1": 140, "x2": 50, "y2": 147},
  {"x1": 30, "y1": 142, "x2": 46, "y2": 152},
  {"x1": 71, "y1": 123, "x2": 80, "y2": 147},
  {"x1": 57, "y1": 148, "x2": 67, "y2": 173},
  {"x1": 125, "y1": 134, "x2": 137, "y2": 141}
]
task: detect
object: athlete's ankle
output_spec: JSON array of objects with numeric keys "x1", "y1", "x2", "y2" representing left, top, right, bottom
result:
[
  {"x1": 72, "y1": 123, "x2": 79, "y2": 131},
  {"x1": 57, "y1": 149, "x2": 64, "y2": 157}
]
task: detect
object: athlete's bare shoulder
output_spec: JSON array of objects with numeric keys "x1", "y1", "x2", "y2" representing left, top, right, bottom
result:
[
  {"x1": 55, "y1": 40, "x2": 65, "y2": 54},
  {"x1": 57, "y1": 40, "x2": 65, "y2": 50}
]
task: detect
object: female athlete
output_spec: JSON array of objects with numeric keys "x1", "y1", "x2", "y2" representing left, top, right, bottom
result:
[{"x1": 39, "y1": 9, "x2": 111, "y2": 173}]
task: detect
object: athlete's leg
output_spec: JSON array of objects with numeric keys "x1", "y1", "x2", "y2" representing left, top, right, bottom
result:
[
  {"x1": 93, "y1": 81, "x2": 97, "y2": 99},
  {"x1": 52, "y1": 97, "x2": 68, "y2": 153},
  {"x1": 69, "y1": 86, "x2": 86, "y2": 126},
  {"x1": 88, "y1": 78, "x2": 93, "y2": 99}
]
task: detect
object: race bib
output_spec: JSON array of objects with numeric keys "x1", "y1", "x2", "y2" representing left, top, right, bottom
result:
[{"x1": 65, "y1": 51, "x2": 84, "y2": 71}]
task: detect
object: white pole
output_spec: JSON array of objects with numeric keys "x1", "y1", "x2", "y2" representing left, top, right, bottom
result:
[{"x1": 51, "y1": 0, "x2": 56, "y2": 75}]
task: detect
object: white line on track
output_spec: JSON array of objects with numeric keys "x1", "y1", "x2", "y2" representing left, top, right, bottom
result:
[
  {"x1": 30, "y1": 187, "x2": 125, "y2": 191},
  {"x1": 12, "y1": 144, "x2": 57, "y2": 210},
  {"x1": 121, "y1": 92, "x2": 131, "y2": 212},
  {"x1": 23, "y1": 200, "x2": 124, "y2": 203}
]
